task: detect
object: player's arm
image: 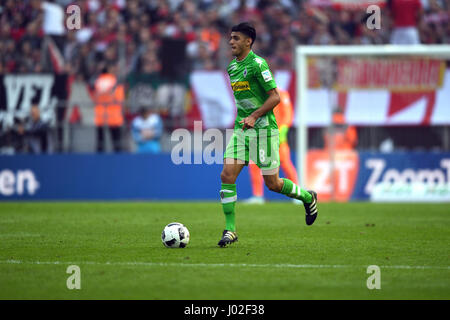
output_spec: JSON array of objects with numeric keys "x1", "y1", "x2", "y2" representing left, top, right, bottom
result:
[{"x1": 240, "y1": 88, "x2": 280, "y2": 130}]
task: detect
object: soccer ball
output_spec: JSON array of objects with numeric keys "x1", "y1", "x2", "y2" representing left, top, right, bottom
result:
[{"x1": 161, "y1": 222, "x2": 190, "y2": 248}]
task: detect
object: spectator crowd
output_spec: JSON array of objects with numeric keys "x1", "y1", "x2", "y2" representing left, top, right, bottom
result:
[
  {"x1": 0, "y1": 0, "x2": 450, "y2": 153},
  {"x1": 1, "y1": 0, "x2": 449, "y2": 76}
]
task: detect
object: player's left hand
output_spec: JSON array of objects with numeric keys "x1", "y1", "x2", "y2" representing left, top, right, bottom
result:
[{"x1": 239, "y1": 115, "x2": 257, "y2": 130}]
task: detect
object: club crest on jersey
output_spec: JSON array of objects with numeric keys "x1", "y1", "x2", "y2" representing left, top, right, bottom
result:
[{"x1": 243, "y1": 68, "x2": 247, "y2": 78}]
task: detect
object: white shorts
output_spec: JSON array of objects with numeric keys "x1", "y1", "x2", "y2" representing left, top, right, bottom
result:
[{"x1": 390, "y1": 27, "x2": 421, "y2": 45}]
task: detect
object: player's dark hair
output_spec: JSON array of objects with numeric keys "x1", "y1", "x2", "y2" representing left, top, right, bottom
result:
[{"x1": 231, "y1": 22, "x2": 256, "y2": 47}]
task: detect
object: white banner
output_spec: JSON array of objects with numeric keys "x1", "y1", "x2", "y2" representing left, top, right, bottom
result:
[
  {"x1": 0, "y1": 74, "x2": 68, "y2": 130},
  {"x1": 190, "y1": 69, "x2": 450, "y2": 128},
  {"x1": 190, "y1": 71, "x2": 235, "y2": 129}
]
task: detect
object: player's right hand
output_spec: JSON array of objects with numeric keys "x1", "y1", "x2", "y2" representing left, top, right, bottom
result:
[{"x1": 239, "y1": 115, "x2": 256, "y2": 130}]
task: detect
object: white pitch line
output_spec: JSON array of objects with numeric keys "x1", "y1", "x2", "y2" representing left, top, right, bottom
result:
[
  {"x1": 0, "y1": 260, "x2": 449, "y2": 270},
  {"x1": 0, "y1": 233, "x2": 42, "y2": 238}
]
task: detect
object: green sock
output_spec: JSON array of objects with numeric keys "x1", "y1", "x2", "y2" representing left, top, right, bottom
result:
[
  {"x1": 220, "y1": 183, "x2": 237, "y2": 232},
  {"x1": 280, "y1": 178, "x2": 312, "y2": 203}
]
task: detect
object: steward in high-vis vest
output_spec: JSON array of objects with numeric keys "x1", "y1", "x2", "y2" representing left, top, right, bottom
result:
[
  {"x1": 93, "y1": 69, "x2": 124, "y2": 152},
  {"x1": 323, "y1": 110, "x2": 358, "y2": 151}
]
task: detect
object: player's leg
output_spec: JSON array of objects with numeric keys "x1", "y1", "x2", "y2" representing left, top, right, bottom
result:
[
  {"x1": 246, "y1": 161, "x2": 265, "y2": 204},
  {"x1": 262, "y1": 169, "x2": 310, "y2": 202},
  {"x1": 218, "y1": 130, "x2": 247, "y2": 247},
  {"x1": 263, "y1": 170, "x2": 318, "y2": 225},
  {"x1": 279, "y1": 142, "x2": 298, "y2": 184},
  {"x1": 279, "y1": 142, "x2": 302, "y2": 204},
  {"x1": 258, "y1": 133, "x2": 318, "y2": 225},
  {"x1": 218, "y1": 159, "x2": 244, "y2": 247}
]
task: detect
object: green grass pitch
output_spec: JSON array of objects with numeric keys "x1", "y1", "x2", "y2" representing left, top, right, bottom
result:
[{"x1": 0, "y1": 201, "x2": 449, "y2": 300}]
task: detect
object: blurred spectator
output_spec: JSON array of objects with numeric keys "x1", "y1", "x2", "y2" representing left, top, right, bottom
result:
[
  {"x1": 188, "y1": 40, "x2": 215, "y2": 70},
  {"x1": 2, "y1": 0, "x2": 450, "y2": 76},
  {"x1": 21, "y1": 21, "x2": 42, "y2": 50},
  {"x1": 421, "y1": 0, "x2": 450, "y2": 44},
  {"x1": 131, "y1": 106, "x2": 163, "y2": 153},
  {"x1": 17, "y1": 104, "x2": 52, "y2": 154},
  {"x1": 41, "y1": 0, "x2": 66, "y2": 51},
  {"x1": 389, "y1": 0, "x2": 423, "y2": 44}
]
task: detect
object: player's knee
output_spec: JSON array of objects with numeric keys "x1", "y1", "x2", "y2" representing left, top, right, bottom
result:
[
  {"x1": 265, "y1": 178, "x2": 283, "y2": 193},
  {"x1": 220, "y1": 170, "x2": 235, "y2": 184}
]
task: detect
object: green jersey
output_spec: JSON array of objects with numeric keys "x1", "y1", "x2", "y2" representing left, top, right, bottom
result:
[{"x1": 227, "y1": 51, "x2": 278, "y2": 133}]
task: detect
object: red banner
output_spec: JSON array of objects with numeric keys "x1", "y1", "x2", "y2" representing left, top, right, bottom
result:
[
  {"x1": 335, "y1": 59, "x2": 445, "y2": 91},
  {"x1": 307, "y1": 58, "x2": 446, "y2": 90}
]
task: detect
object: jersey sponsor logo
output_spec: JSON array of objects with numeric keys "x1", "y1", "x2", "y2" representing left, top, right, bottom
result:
[
  {"x1": 231, "y1": 81, "x2": 250, "y2": 92},
  {"x1": 261, "y1": 70, "x2": 273, "y2": 82}
]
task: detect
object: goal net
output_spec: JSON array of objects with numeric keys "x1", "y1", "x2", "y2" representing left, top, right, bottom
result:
[{"x1": 295, "y1": 45, "x2": 450, "y2": 202}]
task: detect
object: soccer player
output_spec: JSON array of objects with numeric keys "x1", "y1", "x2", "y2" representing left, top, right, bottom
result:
[{"x1": 218, "y1": 22, "x2": 318, "y2": 247}]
